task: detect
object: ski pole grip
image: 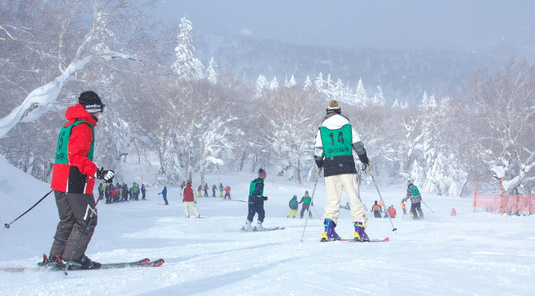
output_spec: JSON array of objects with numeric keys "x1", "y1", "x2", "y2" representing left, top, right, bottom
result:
[{"x1": 4, "y1": 223, "x2": 10, "y2": 229}]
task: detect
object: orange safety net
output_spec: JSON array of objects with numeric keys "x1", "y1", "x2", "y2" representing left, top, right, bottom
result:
[{"x1": 473, "y1": 192, "x2": 535, "y2": 214}]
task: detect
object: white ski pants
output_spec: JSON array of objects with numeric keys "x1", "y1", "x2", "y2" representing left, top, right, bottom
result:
[
  {"x1": 184, "y1": 201, "x2": 200, "y2": 217},
  {"x1": 323, "y1": 173, "x2": 368, "y2": 228}
]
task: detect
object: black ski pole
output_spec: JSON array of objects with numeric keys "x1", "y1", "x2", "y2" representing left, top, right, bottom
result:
[
  {"x1": 366, "y1": 166, "x2": 398, "y2": 232},
  {"x1": 300, "y1": 167, "x2": 322, "y2": 242},
  {"x1": 63, "y1": 198, "x2": 100, "y2": 275},
  {"x1": 422, "y1": 200, "x2": 434, "y2": 213},
  {"x1": 4, "y1": 189, "x2": 53, "y2": 229}
]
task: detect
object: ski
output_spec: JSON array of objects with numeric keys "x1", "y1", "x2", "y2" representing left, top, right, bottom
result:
[
  {"x1": 139, "y1": 258, "x2": 165, "y2": 267},
  {"x1": 340, "y1": 237, "x2": 390, "y2": 243},
  {"x1": 240, "y1": 226, "x2": 285, "y2": 232},
  {"x1": 1, "y1": 257, "x2": 164, "y2": 273}
]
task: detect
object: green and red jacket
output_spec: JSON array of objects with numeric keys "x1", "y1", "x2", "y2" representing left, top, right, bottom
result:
[{"x1": 51, "y1": 104, "x2": 99, "y2": 194}]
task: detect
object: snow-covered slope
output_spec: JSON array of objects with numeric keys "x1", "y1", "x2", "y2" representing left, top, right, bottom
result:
[{"x1": 1, "y1": 157, "x2": 534, "y2": 295}]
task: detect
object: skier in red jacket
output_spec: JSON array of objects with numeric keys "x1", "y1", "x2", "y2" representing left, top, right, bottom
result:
[
  {"x1": 183, "y1": 180, "x2": 200, "y2": 218},
  {"x1": 45, "y1": 91, "x2": 114, "y2": 270}
]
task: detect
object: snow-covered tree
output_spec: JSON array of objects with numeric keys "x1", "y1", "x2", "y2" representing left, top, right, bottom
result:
[
  {"x1": 0, "y1": 0, "x2": 161, "y2": 139},
  {"x1": 468, "y1": 57, "x2": 535, "y2": 194},
  {"x1": 259, "y1": 85, "x2": 323, "y2": 182},
  {"x1": 171, "y1": 17, "x2": 204, "y2": 81},
  {"x1": 206, "y1": 57, "x2": 218, "y2": 85},
  {"x1": 285, "y1": 75, "x2": 297, "y2": 88},
  {"x1": 269, "y1": 77, "x2": 279, "y2": 90},
  {"x1": 303, "y1": 75, "x2": 313, "y2": 90},
  {"x1": 354, "y1": 78, "x2": 369, "y2": 107},
  {"x1": 370, "y1": 85, "x2": 386, "y2": 106},
  {"x1": 314, "y1": 72, "x2": 325, "y2": 91}
]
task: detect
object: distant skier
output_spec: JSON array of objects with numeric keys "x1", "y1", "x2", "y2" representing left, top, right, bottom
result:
[
  {"x1": 288, "y1": 195, "x2": 299, "y2": 218},
  {"x1": 298, "y1": 191, "x2": 312, "y2": 219},
  {"x1": 371, "y1": 201, "x2": 381, "y2": 218},
  {"x1": 158, "y1": 186, "x2": 168, "y2": 205},
  {"x1": 203, "y1": 183, "x2": 208, "y2": 197},
  {"x1": 219, "y1": 183, "x2": 224, "y2": 197},
  {"x1": 197, "y1": 185, "x2": 202, "y2": 197},
  {"x1": 224, "y1": 186, "x2": 231, "y2": 199},
  {"x1": 182, "y1": 180, "x2": 200, "y2": 218},
  {"x1": 141, "y1": 184, "x2": 147, "y2": 200},
  {"x1": 212, "y1": 184, "x2": 217, "y2": 197},
  {"x1": 400, "y1": 200, "x2": 407, "y2": 215},
  {"x1": 387, "y1": 205, "x2": 397, "y2": 218},
  {"x1": 242, "y1": 169, "x2": 268, "y2": 231},
  {"x1": 402, "y1": 180, "x2": 424, "y2": 219}
]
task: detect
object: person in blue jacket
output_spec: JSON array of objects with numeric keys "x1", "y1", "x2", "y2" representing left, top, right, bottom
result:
[{"x1": 158, "y1": 186, "x2": 168, "y2": 205}]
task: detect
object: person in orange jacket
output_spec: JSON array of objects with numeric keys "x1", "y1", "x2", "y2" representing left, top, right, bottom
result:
[
  {"x1": 400, "y1": 201, "x2": 407, "y2": 215},
  {"x1": 371, "y1": 201, "x2": 381, "y2": 218}
]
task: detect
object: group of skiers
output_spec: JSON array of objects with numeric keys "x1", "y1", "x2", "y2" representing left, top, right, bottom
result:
[
  {"x1": 99, "y1": 182, "x2": 146, "y2": 204},
  {"x1": 371, "y1": 200, "x2": 397, "y2": 218},
  {"x1": 41, "y1": 92, "x2": 427, "y2": 271},
  {"x1": 185, "y1": 182, "x2": 231, "y2": 199}
]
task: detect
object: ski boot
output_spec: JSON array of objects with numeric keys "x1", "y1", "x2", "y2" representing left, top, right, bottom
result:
[
  {"x1": 353, "y1": 222, "x2": 370, "y2": 242},
  {"x1": 241, "y1": 220, "x2": 253, "y2": 231},
  {"x1": 254, "y1": 221, "x2": 265, "y2": 231},
  {"x1": 38, "y1": 254, "x2": 65, "y2": 270},
  {"x1": 320, "y1": 219, "x2": 341, "y2": 242},
  {"x1": 69, "y1": 255, "x2": 101, "y2": 270}
]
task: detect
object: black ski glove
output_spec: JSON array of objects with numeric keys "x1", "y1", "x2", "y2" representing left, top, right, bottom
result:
[
  {"x1": 263, "y1": 196, "x2": 268, "y2": 201},
  {"x1": 95, "y1": 167, "x2": 114, "y2": 182}
]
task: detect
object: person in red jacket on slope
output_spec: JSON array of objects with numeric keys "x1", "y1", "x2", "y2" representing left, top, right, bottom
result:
[
  {"x1": 183, "y1": 180, "x2": 200, "y2": 218},
  {"x1": 45, "y1": 91, "x2": 114, "y2": 270}
]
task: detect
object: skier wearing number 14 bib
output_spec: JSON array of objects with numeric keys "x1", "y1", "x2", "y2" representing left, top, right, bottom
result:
[{"x1": 314, "y1": 100, "x2": 371, "y2": 242}]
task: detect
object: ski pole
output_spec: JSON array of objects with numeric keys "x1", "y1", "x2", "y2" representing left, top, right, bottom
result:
[
  {"x1": 300, "y1": 167, "x2": 322, "y2": 242},
  {"x1": 422, "y1": 200, "x2": 434, "y2": 213},
  {"x1": 366, "y1": 166, "x2": 398, "y2": 232},
  {"x1": 231, "y1": 199, "x2": 253, "y2": 204},
  {"x1": 4, "y1": 189, "x2": 53, "y2": 229},
  {"x1": 63, "y1": 198, "x2": 100, "y2": 275}
]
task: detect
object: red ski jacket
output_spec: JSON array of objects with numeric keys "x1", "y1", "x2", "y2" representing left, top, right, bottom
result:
[
  {"x1": 50, "y1": 104, "x2": 99, "y2": 194},
  {"x1": 183, "y1": 184, "x2": 195, "y2": 202}
]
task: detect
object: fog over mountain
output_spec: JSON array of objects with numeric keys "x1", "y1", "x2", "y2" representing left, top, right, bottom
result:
[{"x1": 153, "y1": 0, "x2": 535, "y2": 103}]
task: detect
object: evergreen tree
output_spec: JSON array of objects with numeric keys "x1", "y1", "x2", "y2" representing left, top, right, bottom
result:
[{"x1": 171, "y1": 17, "x2": 204, "y2": 81}]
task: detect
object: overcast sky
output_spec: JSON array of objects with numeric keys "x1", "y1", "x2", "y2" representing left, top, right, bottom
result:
[{"x1": 153, "y1": 0, "x2": 535, "y2": 52}]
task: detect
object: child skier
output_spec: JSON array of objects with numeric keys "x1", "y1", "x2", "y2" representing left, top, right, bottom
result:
[
  {"x1": 224, "y1": 186, "x2": 231, "y2": 199},
  {"x1": 288, "y1": 195, "x2": 299, "y2": 218},
  {"x1": 371, "y1": 200, "x2": 381, "y2": 218}
]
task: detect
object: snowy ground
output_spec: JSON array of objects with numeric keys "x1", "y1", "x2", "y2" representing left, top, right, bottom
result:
[{"x1": 1, "y1": 156, "x2": 534, "y2": 296}]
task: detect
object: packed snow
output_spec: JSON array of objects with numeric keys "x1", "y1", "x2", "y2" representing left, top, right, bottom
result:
[{"x1": 1, "y1": 155, "x2": 534, "y2": 296}]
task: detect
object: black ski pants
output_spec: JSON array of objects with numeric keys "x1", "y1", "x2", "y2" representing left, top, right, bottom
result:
[
  {"x1": 300, "y1": 203, "x2": 312, "y2": 218},
  {"x1": 411, "y1": 202, "x2": 424, "y2": 219},
  {"x1": 49, "y1": 191, "x2": 97, "y2": 261},
  {"x1": 247, "y1": 196, "x2": 265, "y2": 222}
]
